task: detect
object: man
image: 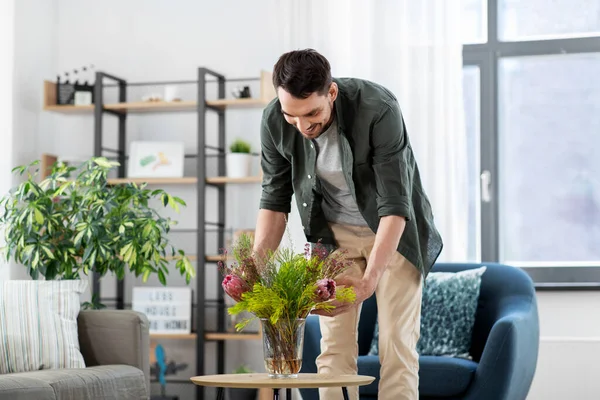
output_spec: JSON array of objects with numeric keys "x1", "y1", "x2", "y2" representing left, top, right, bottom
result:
[{"x1": 252, "y1": 49, "x2": 443, "y2": 400}]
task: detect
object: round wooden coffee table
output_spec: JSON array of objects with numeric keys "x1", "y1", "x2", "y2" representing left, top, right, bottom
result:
[{"x1": 190, "y1": 373, "x2": 375, "y2": 400}]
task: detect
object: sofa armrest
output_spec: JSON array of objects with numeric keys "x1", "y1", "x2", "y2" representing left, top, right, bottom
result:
[
  {"x1": 78, "y1": 310, "x2": 150, "y2": 394},
  {"x1": 464, "y1": 296, "x2": 540, "y2": 400}
]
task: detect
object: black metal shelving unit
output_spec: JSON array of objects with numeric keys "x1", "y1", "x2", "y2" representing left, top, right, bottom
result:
[{"x1": 87, "y1": 67, "x2": 268, "y2": 400}]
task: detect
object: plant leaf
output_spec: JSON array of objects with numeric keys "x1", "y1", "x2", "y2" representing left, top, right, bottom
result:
[{"x1": 158, "y1": 269, "x2": 167, "y2": 286}]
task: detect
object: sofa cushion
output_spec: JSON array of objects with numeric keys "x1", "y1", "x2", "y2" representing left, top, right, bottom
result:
[
  {"x1": 0, "y1": 374, "x2": 56, "y2": 400},
  {"x1": 356, "y1": 355, "x2": 477, "y2": 397},
  {"x1": 0, "y1": 280, "x2": 87, "y2": 374},
  {"x1": 419, "y1": 355, "x2": 478, "y2": 396},
  {"x1": 0, "y1": 365, "x2": 147, "y2": 400},
  {"x1": 369, "y1": 266, "x2": 487, "y2": 359}
]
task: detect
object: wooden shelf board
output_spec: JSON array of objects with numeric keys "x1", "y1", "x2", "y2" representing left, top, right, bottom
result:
[
  {"x1": 104, "y1": 101, "x2": 197, "y2": 113},
  {"x1": 206, "y1": 255, "x2": 227, "y2": 262},
  {"x1": 43, "y1": 105, "x2": 94, "y2": 113},
  {"x1": 151, "y1": 333, "x2": 197, "y2": 340},
  {"x1": 206, "y1": 98, "x2": 270, "y2": 108},
  {"x1": 205, "y1": 332, "x2": 261, "y2": 341},
  {"x1": 107, "y1": 177, "x2": 198, "y2": 185},
  {"x1": 206, "y1": 176, "x2": 262, "y2": 184}
]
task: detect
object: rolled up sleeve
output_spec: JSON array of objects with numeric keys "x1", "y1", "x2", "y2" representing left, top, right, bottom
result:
[
  {"x1": 259, "y1": 115, "x2": 293, "y2": 213},
  {"x1": 371, "y1": 101, "x2": 413, "y2": 220}
]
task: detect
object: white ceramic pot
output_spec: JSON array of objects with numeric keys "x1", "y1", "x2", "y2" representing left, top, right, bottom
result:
[{"x1": 226, "y1": 153, "x2": 252, "y2": 178}]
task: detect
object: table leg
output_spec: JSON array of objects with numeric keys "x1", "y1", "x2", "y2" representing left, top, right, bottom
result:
[
  {"x1": 273, "y1": 388, "x2": 280, "y2": 400},
  {"x1": 286, "y1": 388, "x2": 292, "y2": 399},
  {"x1": 342, "y1": 387, "x2": 350, "y2": 400},
  {"x1": 216, "y1": 387, "x2": 225, "y2": 400}
]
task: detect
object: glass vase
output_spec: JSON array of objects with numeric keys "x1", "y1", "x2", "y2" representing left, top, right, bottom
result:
[{"x1": 260, "y1": 318, "x2": 306, "y2": 378}]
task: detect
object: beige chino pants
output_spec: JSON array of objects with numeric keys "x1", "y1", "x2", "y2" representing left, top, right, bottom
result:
[{"x1": 316, "y1": 222, "x2": 423, "y2": 400}]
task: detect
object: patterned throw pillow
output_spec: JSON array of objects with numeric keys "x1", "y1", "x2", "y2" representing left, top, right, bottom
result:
[
  {"x1": 0, "y1": 280, "x2": 88, "y2": 374},
  {"x1": 369, "y1": 266, "x2": 486, "y2": 358}
]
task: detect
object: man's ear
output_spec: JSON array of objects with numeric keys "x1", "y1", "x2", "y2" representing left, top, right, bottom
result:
[{"x1": 329, "y1": 82, "x2": 338, "y2": 102}]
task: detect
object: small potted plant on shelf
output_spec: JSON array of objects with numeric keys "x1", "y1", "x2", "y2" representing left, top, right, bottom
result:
[
  {"x1": 228, "y1": 364, "x2": 258, "y2": 400},
  {"x1": 0, "y1": 157, "x2": 195, "y2": 307},
  {"x1": 226, "y1": 138, "x2": 252, "y2": 178},
  {"x1": 219, "y1": 234, "x2": 356, "y2": 378}
]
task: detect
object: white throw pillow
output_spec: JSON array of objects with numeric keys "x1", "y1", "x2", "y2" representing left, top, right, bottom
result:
[{"x1": 0, "y1": 280, "x2": 88, "y2": 374}]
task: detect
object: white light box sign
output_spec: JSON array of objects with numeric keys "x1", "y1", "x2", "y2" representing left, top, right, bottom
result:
[{"x1": 132, "y1": 287, "x2": 192, "y2": 335}]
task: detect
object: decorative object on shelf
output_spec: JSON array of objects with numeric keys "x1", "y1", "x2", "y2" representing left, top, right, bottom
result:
[
  {"x1": 226, "y1": 139, "x2": 252, "y2": 178},
  {"x1": 0, "y1": 157, "x2": 195, "y2": 302},
  {"x1": 218, "y1": 233, "x2": 357, "y2": 378},
  {"x1": 149, "y1": 344, "x2": 182, "y2": 400},
  {"x1": 133, "y1": 287, "x2": 192, "y2": 334},
  {"x1": 163, "y1": 85, "x2": 181, "y2": 102},
  {"x1": 128, "y1": 141, "x2": 185, "y2": 178},
  {"x1": 232, "y1": 85, "x2": 252, "y2": 99},
  {"x1": 142, "y1": 94, "x2": 164, "y2": 102},
  {"x1": 55, "y1": 64, "x2": 95, "y2": 105},
  {"x1": 227, "y1": 365, "x2": 258, "y2": 400}
]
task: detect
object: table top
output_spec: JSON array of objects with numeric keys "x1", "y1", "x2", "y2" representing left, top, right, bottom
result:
[{"x1": 190, "y1": 373, "x2": 375, "y2": 389}]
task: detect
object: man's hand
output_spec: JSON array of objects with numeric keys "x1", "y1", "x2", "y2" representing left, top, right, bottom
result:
[
  {"x1": 311, "y1": 216, "x2": 407, "y2": 318},
  {"x1": 311, "y1": 274, "x2": 379, "y2": 317}
]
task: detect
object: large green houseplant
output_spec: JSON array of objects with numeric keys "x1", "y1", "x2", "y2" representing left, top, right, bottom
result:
[{"x1": 0, "y1": 157, "x2": 195, "y2": 290}]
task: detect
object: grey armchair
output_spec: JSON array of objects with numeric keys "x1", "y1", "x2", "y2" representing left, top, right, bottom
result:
[{"x1": 0, "y1": 310, "x2": 150, "y2": 400}]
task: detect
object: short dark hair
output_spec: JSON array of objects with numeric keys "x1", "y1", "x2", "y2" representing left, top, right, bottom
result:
[{"x1": 272, "y1": 49, "x2": 332, "y2": 99}]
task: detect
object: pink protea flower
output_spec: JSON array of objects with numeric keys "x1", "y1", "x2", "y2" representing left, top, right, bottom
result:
[
  {"x1": 315, "y1": 278, "x2": 336, "y2": 302},
  {"x1": 222, "y1": 274, "x2": 250, "y2": 302}
]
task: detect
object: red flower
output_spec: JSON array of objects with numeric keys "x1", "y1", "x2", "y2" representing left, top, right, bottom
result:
[
  {"x1": 222, "y1": 274, "x2": 250, "y2": 302},
  {"x1": 315, "y1": 278, "x2": 336, "y2": 301}
]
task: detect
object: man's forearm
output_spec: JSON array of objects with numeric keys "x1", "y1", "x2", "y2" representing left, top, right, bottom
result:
[
  {"x1": 252, "y1": 209, "x2": 288, "y2": 258},
  {"x1": 364, "y1": 215, "x2": 407, "y2": 283}
]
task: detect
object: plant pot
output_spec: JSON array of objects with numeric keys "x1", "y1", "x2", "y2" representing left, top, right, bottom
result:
[
  {"x1": 260, "y1": 318, "x2": 306, "y2": 378},
  {"x1": 226, "y1": 387, "x2": 258, "y2": 400},
  {"x1": 226, "y1": 153, "x2": 252, "y2": 178}
]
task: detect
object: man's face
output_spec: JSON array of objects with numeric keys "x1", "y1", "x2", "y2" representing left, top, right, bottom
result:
[{"x1": 277, "y1": 83, "x2": 338, "y2": 140}]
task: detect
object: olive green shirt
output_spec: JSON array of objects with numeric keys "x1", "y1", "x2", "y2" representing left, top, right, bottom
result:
[{"x1": 258, "y1": 77, "x2": 443, "y2": 277}]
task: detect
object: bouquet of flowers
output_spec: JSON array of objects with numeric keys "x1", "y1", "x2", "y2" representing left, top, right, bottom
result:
[{"x1": 218, "y1": 233, "x2": 356, "y2": 377}]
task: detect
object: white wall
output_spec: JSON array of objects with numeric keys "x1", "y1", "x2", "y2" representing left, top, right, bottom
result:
[
  {"x1": 0, "y1": 0, "x2": 15, "y2": 281},
  {"x1": 12, "y1": 0, "x2": 59, "y2": 280},
  {"x1": 528, "y1": 292, "x2": 600, "y2": 400}
]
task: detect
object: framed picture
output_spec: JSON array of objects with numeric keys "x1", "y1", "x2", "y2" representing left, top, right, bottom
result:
[{"x1": 128, "y1": 141, "x2": 184, "y2": 178}]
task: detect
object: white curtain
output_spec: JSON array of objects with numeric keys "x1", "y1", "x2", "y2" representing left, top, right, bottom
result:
[{"x1": 277, "y1": 0, "x2": 469, "y2": 262}]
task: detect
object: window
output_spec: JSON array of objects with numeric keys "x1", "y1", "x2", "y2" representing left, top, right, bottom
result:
[
  {"x1": 463, "y1": 1, "x2": 600, "y2": 286},
  {"x1": 498, "y1": 0, "x2": 600, "y2": 41}
]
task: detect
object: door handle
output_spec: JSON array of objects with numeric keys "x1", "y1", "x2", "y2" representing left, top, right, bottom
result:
[{"x1": 480, "y1": 170, "x2": 492, "y2": 203}]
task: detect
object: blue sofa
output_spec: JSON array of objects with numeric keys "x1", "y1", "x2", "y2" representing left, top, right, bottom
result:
[{"x1": 300, "y1": 263, "x2": 540, "y2": 400}]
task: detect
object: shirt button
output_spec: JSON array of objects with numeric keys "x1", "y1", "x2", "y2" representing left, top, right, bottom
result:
[
  {"x1": 302, "y1": 203, "x2": 307, "y2": 207},
  {"x1": 310, "y1": 144, "x2": 314, "y2": 148},
  {"x1": 307, "y1": 174, "x2": 312, "y2": 179}
]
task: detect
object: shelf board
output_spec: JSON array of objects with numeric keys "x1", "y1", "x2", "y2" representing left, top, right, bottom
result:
[
  {"x1": 205, "y1": 332, "x2": 262, "y2": 341},
  {"x1": 42, "y1": 99, "x2": 269, "y2": 114},
  {"x1": 107, "y1": 177, "x2": 198, "y2": 185},
  {"x1": 206, "y1": 255, "x2": 227, "y2": 262},
  {"x1": 105, "y1": 101, "x2": 197, "y2": 113},
  {"x1": 151, "y1": 333, "x2": 197, "y2": 340},
  {"x1": 206, "y1": 98, "x2": 271, "y2": 108},
  {"x1": 105, "y1": 176, "x2": 260, "y2": 185},
  {"x1": 206, "y1": 176, "x2": 262, "y2": 184},
  {"x1": 43, "y1": 105, "x2": 94, "y2": 113},
  {"x1": 150, "y1": 332, "x2": 261, "y2": 341}
]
